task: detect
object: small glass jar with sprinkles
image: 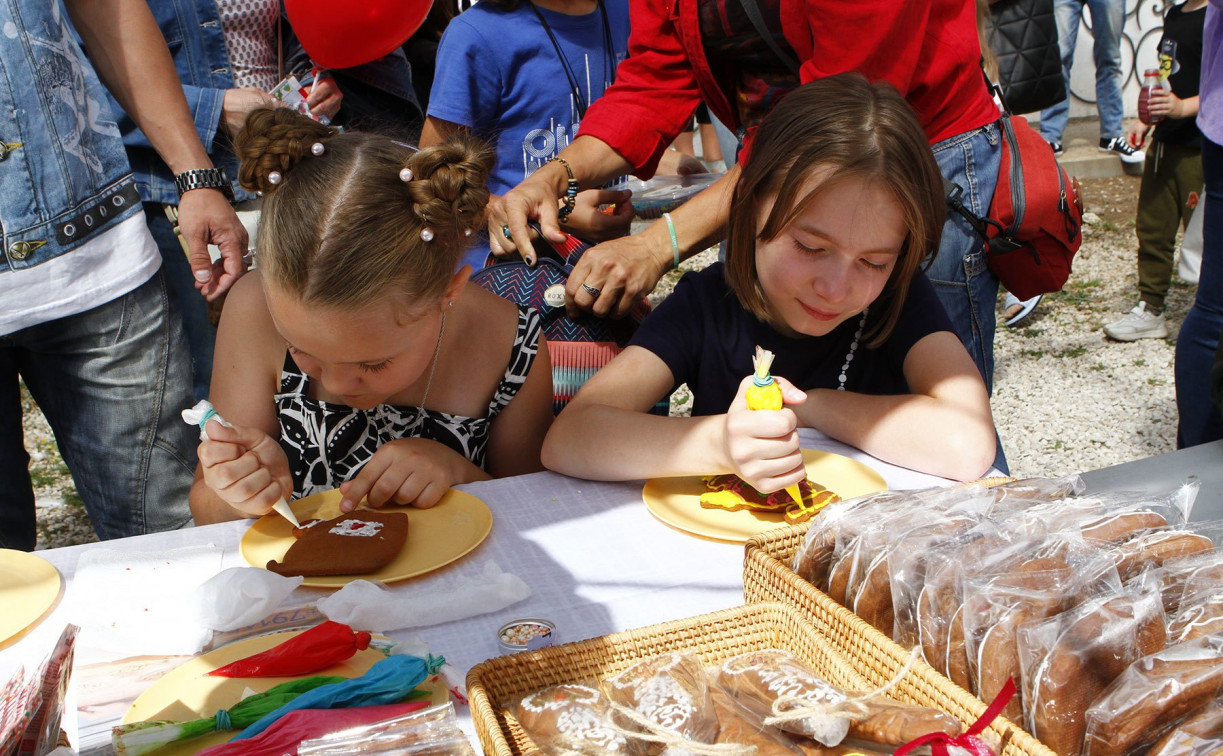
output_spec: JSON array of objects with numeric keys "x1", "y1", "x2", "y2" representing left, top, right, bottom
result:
[{"x1": 497, "y1": 618, "x2": 556, "y2": 654}]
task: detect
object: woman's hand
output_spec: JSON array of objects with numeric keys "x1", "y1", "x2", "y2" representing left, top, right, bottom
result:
[
  {"x1": 490, "y1": 162, "x2": 570, "y2": 265},
  {"x1": 566, "y1": 232, "x2": 672, "y2": 318},
  {"x1": 338, "y1": 438, "x2": 464, "y2": 512},
  {"x1": 222, "y1": 87, "x2": 277, "y2": 137},
  {"x1": 306, "y1": 73, "x2": 343, "y2": 121},
  {"x1": 564, "y1": 188, "x2": 634, "y2": 243},
  {"x1": 197, "y1": 419, "x2": 293, "y2": 518},
  {"x1": 721, "y1": 376, "x2": 808, "y2": 493}
]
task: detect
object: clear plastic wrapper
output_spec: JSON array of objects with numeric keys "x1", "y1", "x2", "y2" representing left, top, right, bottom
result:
[
  {"x1": 512, "y1": 684, "x2": 645, "y2": 755},
  {"x1": 602, "y1": 652, "x2": 719, "y2": 745},
  {"x1": 984, "y1": 475, "x2": 1085, "y2": 508},
  {"x1": 1016, "y1": 576, "x2": 1167, "y2": 756},
  {"x1": 624, "y1": 173, "x2": 723, "y2": 219},
  {"x1": 1110, "y1": 521, "x2": 1223, "y2": 583},
  {"x1": 1145, "y1": 701, "x2": 1223, "y2": 756},
  {"x1": 851, "y1": 494, "x2": 992, "y2": 636},
  {"x1": 1083, "y1": 632, "x2": 1223, "y2": 756},
  {"x1": 1168, "y1": 586, "x2": 1223, "y2": 645},
  {"x1": 707, "y1": 683, "x2": 807, "y2": 755},
  {"x1": 716, "y1": 650, "x2": 851, "y2": 746},
  {"x1": 994, "y1": 483, "x2": 1197, "y2": 545},
  {"x1": 1130, "y1": 548, "x2": 1223, "y2": 613},
  {"x1": 791, "y1": 490, "x2": 911, "y2": 593},
  {"x1": 296, "y1": 702, "x2": 475, "y2": 755},
  {"x1": 961, "y1": 535, "x2": 1121, "y2": 722}
]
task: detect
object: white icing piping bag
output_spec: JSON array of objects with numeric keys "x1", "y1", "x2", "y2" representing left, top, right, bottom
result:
[{"x1": 181, "y1": 400, "x2": 302, "y2": 528}]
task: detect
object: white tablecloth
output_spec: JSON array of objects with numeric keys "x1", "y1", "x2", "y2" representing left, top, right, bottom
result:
[{"x1": 3, "y1": 429, "x2": 968, "y2": 754}]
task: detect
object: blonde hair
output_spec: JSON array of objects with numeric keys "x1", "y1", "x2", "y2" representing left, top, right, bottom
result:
[
  {"x1": 235, "y1": 108, "x2": 492, "y2": 313},
  {"x1": 724, "y1": 74, "x2": 946, "y2": 347}
]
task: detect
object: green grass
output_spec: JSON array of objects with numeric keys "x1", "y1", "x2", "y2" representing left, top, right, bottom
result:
[{"x1": 1059, "y1": 347, "x2": 1088, "y2": 359}]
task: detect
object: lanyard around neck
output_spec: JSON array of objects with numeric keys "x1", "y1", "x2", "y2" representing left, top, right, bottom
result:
[{"x1": 524, "y1": 0, "x2": 616, "y2": 119}]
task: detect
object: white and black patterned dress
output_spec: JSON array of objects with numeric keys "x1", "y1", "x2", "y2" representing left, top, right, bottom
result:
[{"x1": 277, "y1": 307, "x2": 542, "y2": 499}]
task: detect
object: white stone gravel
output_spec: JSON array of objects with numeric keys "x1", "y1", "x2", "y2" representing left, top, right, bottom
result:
[{"x1": 26, "y1": 175, "x2": 1187, "y2": 548}]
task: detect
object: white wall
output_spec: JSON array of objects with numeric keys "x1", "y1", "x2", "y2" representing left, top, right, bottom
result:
[{"x1": 1062, "y1": 0, "x2": 1175, "y2": 119}]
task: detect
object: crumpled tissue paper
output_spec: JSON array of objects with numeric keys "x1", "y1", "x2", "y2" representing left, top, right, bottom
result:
[
  {"x1": 193, "y1": 567, "x2": 304, "y2": 631},
  {"x1": 316, "y1": 560, "x2": 530, "y2": 632}
]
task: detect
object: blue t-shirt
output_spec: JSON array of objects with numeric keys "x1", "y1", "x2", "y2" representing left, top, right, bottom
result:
[
  {"x1": 428, "y1": 0, "x2": 630, "y2": 271},
  {"x1": 630, "y1": 263, "x2": 956, "y2": 417}
]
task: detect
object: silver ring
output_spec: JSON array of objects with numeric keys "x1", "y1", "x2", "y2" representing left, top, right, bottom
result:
[
  {"x1": 581, "y1": 282, "x2": 601, "y2": 298},
  {"x1": 502, "y1": 224, "x2": 513, "y2": 240}
]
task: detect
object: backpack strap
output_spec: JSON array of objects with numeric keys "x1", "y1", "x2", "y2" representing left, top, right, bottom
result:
[{"x1": 735, "y1": 0, "x2": 801, "y2": 75}]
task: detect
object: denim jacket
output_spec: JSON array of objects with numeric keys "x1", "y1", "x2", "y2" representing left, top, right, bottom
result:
[
  {"x1": 106, "y1": 0, "x2": 254, "y2": 206},
  {"x1": 0, "y1": 0, "x2": 142, "y2": 272}
]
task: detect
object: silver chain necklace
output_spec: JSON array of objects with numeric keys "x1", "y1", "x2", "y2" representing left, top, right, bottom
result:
[
  {"x1": 836, "y1": 308, "x2": 867, "y2": 392},
  {"x1": 417, "y1": 310, "x2": 447, "y2": 419}
]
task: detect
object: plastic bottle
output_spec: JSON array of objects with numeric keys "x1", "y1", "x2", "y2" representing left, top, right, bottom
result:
[{"x1": 1138, "y1": 68, "x2": 1167, "y2": 125}]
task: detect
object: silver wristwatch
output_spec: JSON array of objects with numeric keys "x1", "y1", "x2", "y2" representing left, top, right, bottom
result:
[{"x1": 174, "y1": 167, "x2": 235, "y2": 202}]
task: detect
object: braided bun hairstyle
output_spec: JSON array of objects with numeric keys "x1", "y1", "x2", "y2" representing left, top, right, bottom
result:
[{"x1": 234, "y1": 107, "x2": 492, "y2": 311}]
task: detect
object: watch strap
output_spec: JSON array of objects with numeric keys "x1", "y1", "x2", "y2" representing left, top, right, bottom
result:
[{"x1": 174, "y1": 167, "x2": 235, "y2": 201}]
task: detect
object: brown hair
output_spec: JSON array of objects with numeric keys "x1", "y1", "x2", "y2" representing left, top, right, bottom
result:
[
  {"x1": 235, "y1": 107, "x2": 492, "y2": 314},
  {"x1": 724, "y1": 73, "x2": 946, "y2": 347}
]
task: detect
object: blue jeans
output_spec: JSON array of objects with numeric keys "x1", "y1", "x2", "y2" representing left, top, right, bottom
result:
[
  {"x1": 1175, "y1": 136, "x2": 1223, "y2": 447},
  {"x1": 929, "y1": 123, "x2": 1007, "y2": 473},
  {"x1": 0, "y1": 270, "x2": 197, "y2": 550},
  {"x1": 930, "y1": 123, "x2": 1003, "y2": 393},
  {"x1": 146, "y1": 203, "x2": 215, "y2": 401},
  {"x1": 1039, "y1": 0, "x2": 1125, "y2": 142}
]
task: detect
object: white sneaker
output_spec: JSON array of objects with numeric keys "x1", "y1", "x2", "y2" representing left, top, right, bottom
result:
[
  {"x1": 1100, "y1": 137, "x2": 1146, "y2": 165},
  {"x1": 1103, "y1": 302, "x2": 1168, "y2": 341}
]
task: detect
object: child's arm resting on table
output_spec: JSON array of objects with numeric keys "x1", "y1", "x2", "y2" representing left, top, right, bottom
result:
[
  {"x1": 792, "y1": 331, "x2": 996, "y2": 482},
  {"x1": 541, "y1": 346, "x2": 808, "y2": 493}
]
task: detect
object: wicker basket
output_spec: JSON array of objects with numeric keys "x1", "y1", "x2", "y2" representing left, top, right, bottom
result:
[
  {"x1": 743, "y1": 525, "x2": 1056, "y2": 756},
  {"x1": 468, "y1": 602, "x2": 1045, "y2": 756}
]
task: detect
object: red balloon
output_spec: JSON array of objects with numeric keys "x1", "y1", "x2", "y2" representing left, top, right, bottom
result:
[{"x1": 285, "y1": 0, "x2": 433, "y2": 70}]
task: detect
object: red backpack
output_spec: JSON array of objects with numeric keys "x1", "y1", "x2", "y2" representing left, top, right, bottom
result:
[{"x1": 948, "y1": 107, "x2": 1084, "y2": 301}]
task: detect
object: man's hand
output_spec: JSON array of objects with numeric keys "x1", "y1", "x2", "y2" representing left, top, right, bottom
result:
[
  {"x1": 306, "y1": 74, "x2": 343, "y2": 121},
  {"x1": 177, "y1": 188, "x2": 248, "y2": 300},
  {"x1": 222, "y1": 87, "x2": 276, "y2": 137}
]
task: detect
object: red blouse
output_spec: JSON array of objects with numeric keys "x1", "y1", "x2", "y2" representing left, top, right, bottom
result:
[{"x1": 579, "y1": 0, "x2": 1000, "y2": 177}]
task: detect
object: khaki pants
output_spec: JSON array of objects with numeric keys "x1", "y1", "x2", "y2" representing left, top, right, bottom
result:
[{"x1": 1136, "y1": 140, "x2": 1204, "y2": 311}]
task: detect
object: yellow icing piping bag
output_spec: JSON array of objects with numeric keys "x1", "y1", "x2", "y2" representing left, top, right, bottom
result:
[
  {"x1": 180, "y1": 400, "x2": 302, "y2": 528},
  {"x1": 744, "y1": 346, "x2": 804, "y2": 510}
]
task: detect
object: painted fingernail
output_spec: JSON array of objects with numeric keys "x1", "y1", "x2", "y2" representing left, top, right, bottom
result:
[{"x1": 194, "y1": 270, "x2": 212, "y2": 282}]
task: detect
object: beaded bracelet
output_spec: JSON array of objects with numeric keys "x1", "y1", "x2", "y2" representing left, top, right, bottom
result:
[
  {"x1": 662, "y1": 212, "x2": 680, "y2": 270},
  {"x1": 549, "y1": 156, "x2": 579, "y2": 223}
]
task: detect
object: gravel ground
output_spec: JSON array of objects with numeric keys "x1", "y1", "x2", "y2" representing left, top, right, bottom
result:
[{"x1": 25, "y1": 172, "x2": 1185, "y2": 549}]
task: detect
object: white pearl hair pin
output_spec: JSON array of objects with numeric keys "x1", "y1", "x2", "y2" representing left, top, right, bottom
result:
[
  {"x1": 420, "y1": 228, "x2": 434, "y2": 242},
  {"x1": 399, "y1": 168, "x2": 413, "y2": 183},
  {"x1": 311, "y1": 142, "x2": 325, "y2": 156},
  {"x1": 267, "y1": 171, "x2": 282, "y2": 185}
]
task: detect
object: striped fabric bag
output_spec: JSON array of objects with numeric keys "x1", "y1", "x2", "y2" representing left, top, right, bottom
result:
[{"x1": 470, "y1": 227, "x2": 656, "y2": 415}]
